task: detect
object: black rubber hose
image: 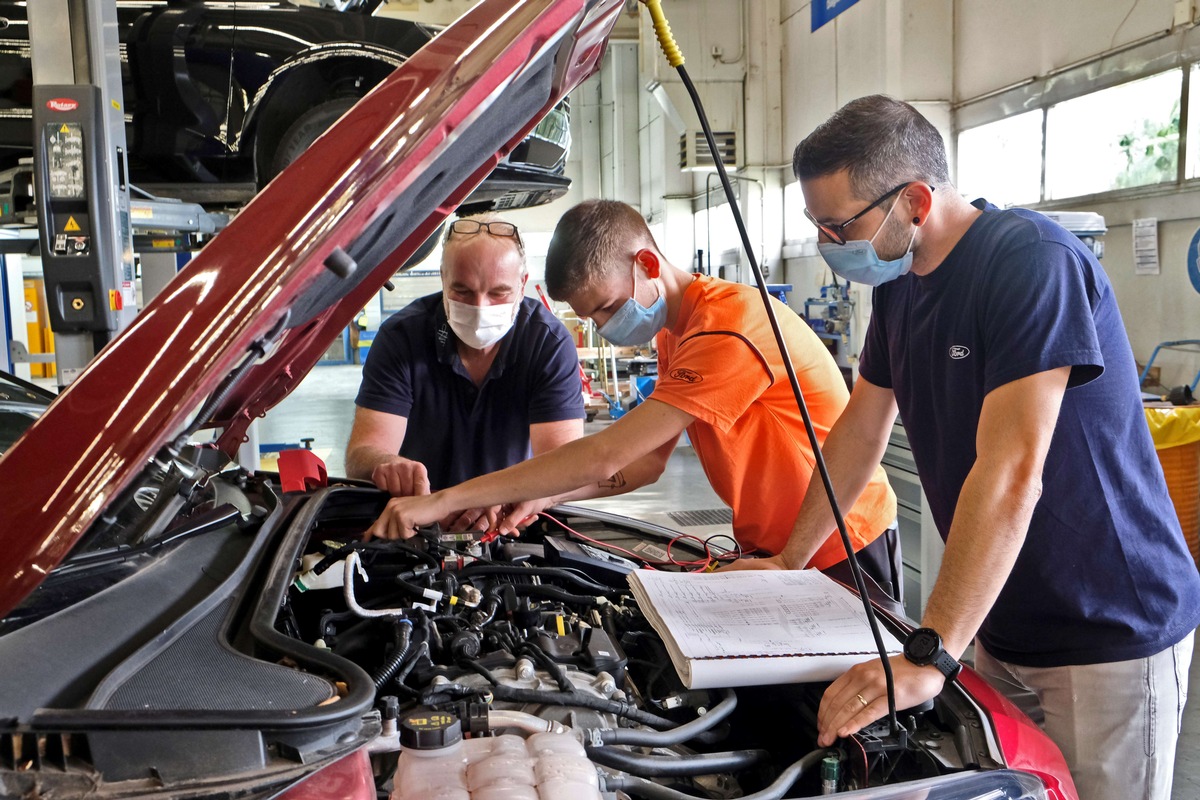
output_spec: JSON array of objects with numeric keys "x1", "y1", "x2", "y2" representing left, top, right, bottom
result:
[
  {"x1": 509, "y1": 584, "x2": 599, "y2": 606},
  {"x1": 586, "y1": 747, "x2": 769, "y2": 778},
  {"x1": 600, "y1": 604, "x2": 622, "y2": 643},
  {"x1": 470, "y1": 597, "x2": 500, "y2": 628},
  {"x1": 592, "y1": 689, "x2": 736, "y2": 746},
  {"x1": 394, "y1": 574, "x2": 446, "y2": 602},
  {"x1": 371, "y1": 620, "x2": 413, "y2": 689},
  {"x1": 391, "y1": 640, "x2": 430, "y2": 691},
  {"x1": 603, "y1": 747, "x2": 832, "y2": 800},
  {"x1": 516, "y1": 641, "x2": 573, "y2": 691},
  {"x1": 459, "y1": 563, "x2": 617, "y2": 595},
  {"x1": 424, "y1": 683, "x2": 675, "y2": 728},
  {"x1": 459, "y1": 659, "x2": 500, "y2": 686},
  {"x1": 372, "y1": 538, "x2": 440, "y2": 569}
]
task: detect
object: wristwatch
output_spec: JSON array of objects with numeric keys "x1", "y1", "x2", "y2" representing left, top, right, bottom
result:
[{"x1": 903, "y1": 627, "x2": 962, "y2": 681}]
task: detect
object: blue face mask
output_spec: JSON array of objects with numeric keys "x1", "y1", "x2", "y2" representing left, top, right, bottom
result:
[
  {"x1": 817, "y1": 199, "x2": 917, "y2": 287},
  {"x1": 597, "y1": 261, "x2": 667, "y2": 346}
]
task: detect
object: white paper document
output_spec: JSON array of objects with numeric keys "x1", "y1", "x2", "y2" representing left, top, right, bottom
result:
[{"x1": 627, "y1": 569, "x2": 903, "y2": 689}]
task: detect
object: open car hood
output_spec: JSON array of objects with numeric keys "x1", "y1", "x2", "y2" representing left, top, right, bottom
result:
[{"x1": 0, "y1": 0, "x2": 624, "y2": 618}]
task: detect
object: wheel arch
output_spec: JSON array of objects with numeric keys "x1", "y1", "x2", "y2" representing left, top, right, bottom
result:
[{"x1": 242, "y1": 46, "x2": 406, "y2": 185}]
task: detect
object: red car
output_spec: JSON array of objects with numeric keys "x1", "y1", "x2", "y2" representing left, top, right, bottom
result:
[{"x1": 0, "y1": 1, "x2": 1077, "y2": 798}]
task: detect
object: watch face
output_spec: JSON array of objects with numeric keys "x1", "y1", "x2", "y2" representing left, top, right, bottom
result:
[{"x1": 906, "y1": 628, "x2": 941, "y2": 663}]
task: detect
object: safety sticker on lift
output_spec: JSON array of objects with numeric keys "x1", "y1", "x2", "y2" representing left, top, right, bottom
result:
[{"x1": 44, "y1": 121, "x2": 92, "y2": 255}]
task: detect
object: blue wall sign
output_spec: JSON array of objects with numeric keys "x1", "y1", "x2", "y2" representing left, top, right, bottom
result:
[{"x1": 812, "y1": 0, "x2": 862, "y2": 32}]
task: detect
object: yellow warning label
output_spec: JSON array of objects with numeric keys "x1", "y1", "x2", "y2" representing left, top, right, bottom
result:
[
  {"x1": 64, "y1": 216, "x2": 81, "y2": 232},
  {"x1": 60, "y1": 124, "x2": 70, "y2": 133}
]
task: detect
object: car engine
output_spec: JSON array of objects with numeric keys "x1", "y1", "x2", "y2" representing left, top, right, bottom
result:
[{"x1": 276, "y1": 486, "x2": 1011, "y2": 800}]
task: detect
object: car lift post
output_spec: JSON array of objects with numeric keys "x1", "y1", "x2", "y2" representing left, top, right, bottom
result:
[{"x1": 28, "y1": 0, "x2": 137, "y2": 387}]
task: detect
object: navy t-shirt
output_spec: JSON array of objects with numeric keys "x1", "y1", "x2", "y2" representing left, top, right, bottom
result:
[
  {"x1": 355, "y1": 294, "x2": 584, "y2": 491},
  {"x1": 860, "y1": 200, "x2": 1200, "y2": 667}
]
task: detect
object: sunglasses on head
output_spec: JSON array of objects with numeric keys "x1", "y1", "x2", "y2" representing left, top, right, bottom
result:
[{"x1": 446, "y1": 218, "x2": 522, "y2": 245}]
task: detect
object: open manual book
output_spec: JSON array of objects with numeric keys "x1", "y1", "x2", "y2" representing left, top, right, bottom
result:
[{"x1": 627, "y1": 568, "x2": 903, "y2": 690}]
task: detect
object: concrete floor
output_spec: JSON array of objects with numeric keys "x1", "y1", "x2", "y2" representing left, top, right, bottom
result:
[{"x1": 261, "y1": 362, "x2": 1200, "y2": 799}]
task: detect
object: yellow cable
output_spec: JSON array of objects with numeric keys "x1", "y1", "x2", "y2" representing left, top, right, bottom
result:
[{"x1": 643, "y1": 0, "x2": 684, "y2": 68}]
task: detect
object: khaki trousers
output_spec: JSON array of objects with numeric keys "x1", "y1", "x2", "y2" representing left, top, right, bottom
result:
[{"x1": 974, "y1": 631, "x2": 1194, "y2": 800}]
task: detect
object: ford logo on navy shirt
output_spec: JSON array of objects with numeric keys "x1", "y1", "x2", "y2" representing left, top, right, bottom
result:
[{"x1": 949, "y1": 345, "x2": 970, "y2": 359}]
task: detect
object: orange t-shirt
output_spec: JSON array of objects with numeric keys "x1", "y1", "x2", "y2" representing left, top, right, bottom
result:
[{"x1": 652, "y1": 275, "x2": 896, "y2": 569}]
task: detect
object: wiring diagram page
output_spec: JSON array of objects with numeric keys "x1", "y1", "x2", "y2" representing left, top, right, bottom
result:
[{"x1": 627, "y1": 569, "x2": 903, "y2": 688}]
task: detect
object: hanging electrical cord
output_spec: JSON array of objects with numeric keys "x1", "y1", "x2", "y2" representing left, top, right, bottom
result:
[{"x1": 642, "y1": 0, "x2": 900, "y2": 738}]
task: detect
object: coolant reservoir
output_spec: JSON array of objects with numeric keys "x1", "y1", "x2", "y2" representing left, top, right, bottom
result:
[{"x1": 391, "y1": 712, "x2": 601, "y2": 800}]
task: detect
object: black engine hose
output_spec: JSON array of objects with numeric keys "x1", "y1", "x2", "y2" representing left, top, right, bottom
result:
[
  {"x1": 515, "y1": 641, "x2": 574, "y2": 692},
  {"x1": 586, "y1": 746, "x2": 769, "y2": 778},
  {"x1": 459, "y1": 563, "x2": 618, "y2": 595},
  {"x1": 371, "y1": 619, "x2": 414, "y2": 689},
  {"x1": 602, "y1": 747, "x2": 832, "y2": 800},
  {"x1": 509, "y1": 584, "x2": 599, "y2": 606},
  {"x1": 395, "y1": 574, "x2": 445, "y2": 602},
  {"x1": 458, "y1": 659, "x2": 501, "y2": 686},
  {"x1": 490, "y1": 684, "x2": 675, "y2": 728},
  {"x1": 591, "y1": 688, "x2": 737, "y2": 746},
  {"x1": 422, "y1": 683, "x2": 676, "y2": 729},
  {"x1": 390, "y1": 640, "x2": 430, "y2": 693},
  {"x1": 600, "y1": 604, "x2": 624, "y2": 646},
  {"x1": 364, "y1": 538, "x2": 440, "y2": 570}
]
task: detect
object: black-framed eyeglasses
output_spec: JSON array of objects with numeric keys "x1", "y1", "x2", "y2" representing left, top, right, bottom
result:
[
  {"x1": 804, "y1": 182, "x2": 913, "y2": 246},
  {"x1": 445, "y1": 218, "x2": 524, "y2": 253}
]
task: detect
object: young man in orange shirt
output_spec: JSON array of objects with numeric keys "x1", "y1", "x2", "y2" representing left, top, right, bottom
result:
[{"x1": 367, "y1": 200, "x2": 900, "y2": 595}]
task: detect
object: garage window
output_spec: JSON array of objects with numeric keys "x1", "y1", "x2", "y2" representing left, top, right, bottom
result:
[
  {"x1": 783, "y1": 181, "x2": 818, "y2": 241},
  {"x1": 1185, "y1": 63, "x2": 1200, "y2": 180},
  {"x1": 1045, "y1": 69, "x2": 1181, "y2": 199},
  {"x1": 957, "y1": 110, "x2": 1043, "y2": 207},
  {"x1": 956, "y1": 65, "x2": 1190, "y2": 205}
]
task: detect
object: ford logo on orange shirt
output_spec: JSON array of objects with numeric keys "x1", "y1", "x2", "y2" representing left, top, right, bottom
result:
[
  {"x1": 670, "y1": 368, "x2": 703, "y2": 383},
  {"x1": 949, "y1": 345, "x2": 970, "y2": 360}
]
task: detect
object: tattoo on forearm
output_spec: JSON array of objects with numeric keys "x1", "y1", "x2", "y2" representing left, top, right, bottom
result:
[{"x1": 599, "y1": 471, "x2": 627, "y2": 490}]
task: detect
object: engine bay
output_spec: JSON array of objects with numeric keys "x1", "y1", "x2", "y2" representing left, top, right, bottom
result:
[{"x1": 276, "y1": 484, "x2": 1010, "y2": 799}]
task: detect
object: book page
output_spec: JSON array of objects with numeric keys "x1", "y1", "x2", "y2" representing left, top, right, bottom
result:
[
  {"x1": 628, "y1": 569, "x2": 901, "y2": 660},
  {"x1": 683, "y1": 650, "x2": 888, "y2": 688}
]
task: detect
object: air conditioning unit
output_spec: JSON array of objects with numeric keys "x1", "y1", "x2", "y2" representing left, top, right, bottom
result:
[
  {"x1": 679, "y1": 130, "x2": 738, "y2": 171},
  {"x1": 1041, "y1": 211, "x2": 1107, "y2": 259}
]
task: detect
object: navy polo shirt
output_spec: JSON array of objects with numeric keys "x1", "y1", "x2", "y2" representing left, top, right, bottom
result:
[
  {"x1": 860, "y1": 200, "x2": 1200, "y2": 668},
  {"x1": 355, "y1": 293, "x2": 584, "y2": 491}
]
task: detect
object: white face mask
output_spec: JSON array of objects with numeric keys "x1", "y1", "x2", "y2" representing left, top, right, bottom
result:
[{"x1": 446, "y1": 298, "x2": 518, "y2": 350}]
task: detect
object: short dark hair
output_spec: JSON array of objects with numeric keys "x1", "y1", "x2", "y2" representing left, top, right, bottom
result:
[
  {"x1": 545, "y1": 200, "x2": 656, "y2": 301},
  {"x1": 792, "y1": 95, "x2": 951, "y2": 200}
]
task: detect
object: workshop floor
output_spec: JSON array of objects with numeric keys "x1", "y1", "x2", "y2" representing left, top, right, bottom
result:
[{"x1": 260, "y1": 363, "x2": 1199, "y2": 799}]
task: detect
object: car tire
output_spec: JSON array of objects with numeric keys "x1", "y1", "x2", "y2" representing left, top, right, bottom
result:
[
  {"x1": 267, "y1": 96, "x2": 359, "y2": 183},
  {"x1": 267, "y1": 95, "x2": 446, "y2": 270}
]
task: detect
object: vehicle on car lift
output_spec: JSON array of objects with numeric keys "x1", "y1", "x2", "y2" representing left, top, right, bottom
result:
[
  {"x1": 0, "y1": 1, "x2": 1078, "y2": 798},
  {"x1": 0, "y1": 0, "x2": 571, "y2": 213}
]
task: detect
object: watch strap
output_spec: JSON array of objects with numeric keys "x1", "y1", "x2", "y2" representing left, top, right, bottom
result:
[{"x1": 932, "y1": 649, "x2": 961, "y2": 681}]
